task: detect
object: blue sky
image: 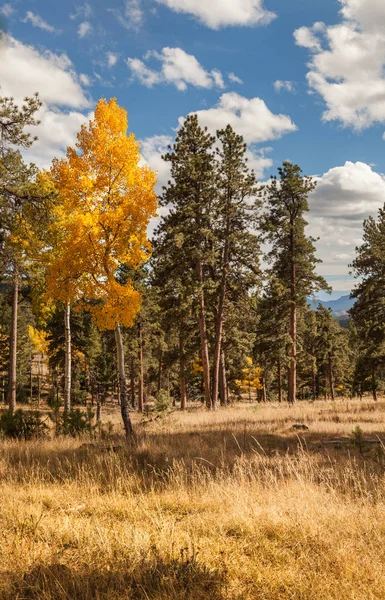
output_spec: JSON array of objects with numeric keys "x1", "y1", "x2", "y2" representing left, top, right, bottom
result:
[{"x1": 1, "y1": 0, "x2": 385, "y2": 298}]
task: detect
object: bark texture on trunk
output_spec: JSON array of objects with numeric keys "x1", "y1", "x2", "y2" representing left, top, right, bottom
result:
[
  {"x1": 138, "y1": 321, "x2": 144, "y2": 414},
  {"x1": 312, "y1": 359, "x2": 317, "y2": 401},
  {"x1": 130, "y1": 358, "x2": 136, "y2": 408},
  {"x1": 328, "y1": 353, "x2": 335, "y2": 401},
  {"x1": 179, "y1": 334, "x2": 187, "y2": 410},
  {"x1": 7, "y1": 268, "x2": 18, "y2": 413},
  {"x1": 115, "y1": 323, "x2": 133, "y2": 437},
  {"x1": 212, "y1": 230, "x2": 230, "y2": 410},
  {"x1": 64, "y1": 302, "x2": 71, "y2": 415},
  {"x1": 277, "y1": 358, "x2": 283, "y2": 403},
  {"x1": 219, "y1": 351, "x2": 227, "y2": 406},
  {"x1": 197, "y1": 260, "x2": 212, "y2": 409},
  {"x1": 372, "y1": 364, "x2": 378, "y2": 401},
  {"x1": 288, "y1": 230, "x2": 297, "y2": 404}
]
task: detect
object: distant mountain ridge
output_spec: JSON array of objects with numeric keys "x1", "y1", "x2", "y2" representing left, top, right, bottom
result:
[{"x1": 309, "y1": 294, "x2": 355, "y2": 316}]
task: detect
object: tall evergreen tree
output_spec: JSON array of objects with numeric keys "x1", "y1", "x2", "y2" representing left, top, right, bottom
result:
[
  {"x1": 263, "y1": 162, "x2": 328, "y2": 403},
  {"x1": 211, "y1": 125, "x2": 260, "y2": 407},
  {"x1": 160, "y1": 115, "x2": 217, "y2": 409}
]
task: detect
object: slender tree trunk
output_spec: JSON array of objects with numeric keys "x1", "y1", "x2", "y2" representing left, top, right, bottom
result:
[
  {"x1": 179, "y1": 334, "x2": 187, "y2": 411},
  {"x1": 288, "y1": 230, "x2": 297, "y2": 404},
  {"x1": 157, "y1": 347, "x2": 163, "y2": 394},
  {"x1": 115, "y1": 323, "x2": 133, "y2": 437},
  {"x1": 138, "y1": 321, "x2": 144, "y2": 413},
  {"x1": 328, "y1": 353, "x2": 335, "y2": 401},
  {"x1": 219, "y1": 351, "x2": 227, "y2": 406},
  {"x1": 277, "y1": 357, "x2": 283, "y2": 403},
  {"x1": 30, "y1": 355, "x2": 33, "y2": 404},
  {"x1": 96, "y1": 385, "x2": 102, "y2": 424},
  {"x1": 63, "y1": 302, "x2": 72, "y2": 415},
  {"x1": 212, "y1": 232, "x2": 230, "y2": 410},
  {"x1": 262, "y1": 373, "x2": 267, "y2": 403},
  {"x1": 130, "y1": 357, "x2": 136, "y2": 408},
  {"x1": 37, "y1": 354, "x2": 41, "y2": 407},
  {"x1": 372, "y1": 363, "x2": 378, "y2": 401},
  {"x1": 312, "y1": 358, "x2": 317, "y2": 401},
  {"x1": 197, "y1": 260, "x2": 212, "y2": 409},
  {"x1": 7, "y1": 267, "x2": 18, "y2": 413}
]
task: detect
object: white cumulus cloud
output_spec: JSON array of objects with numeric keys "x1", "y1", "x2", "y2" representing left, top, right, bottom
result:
[
  {"x1": 127, "y1": 47, "x2": 226, "y2": 91},
  {"x1": 295, "y1": 0, "x2": 385, "y2": 130},
  {"x1": 154, "y1": 0, "x2": 276, "y2": 29},
  {"x1": 188, "y1": 92, "x2": 297, "y2": 144},
  {"x1": 0, "y1": 34, "x2": 91, "y2": 168},
  {"x1": 307, "y1": 161, "x2": 385, "y2": 281}
]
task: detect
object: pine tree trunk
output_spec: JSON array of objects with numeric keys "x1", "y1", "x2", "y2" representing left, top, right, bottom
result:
[
  {"x1": 138, "y1": 321, "x2": 144, "y2": 413},
  {"x1": 288, "y1": 230, "x2": 297, "y2": 404},
  {"x1": 328, "y1": 353, "x2": 335, "y2": 401},
  {"x1": 277, "y1": 358, "x2": 283, "y2": 403},
  {"x1": 30, "y1": 355, "x2": 33, "y2": 403},
  {"x1": 115, "y1": 323, "x2": 133, "y2": 437},
  {"x1": 64, "y1": 301, "x2": 71, "y2": 415},
  {"x1": 157, "y1": 347, "x2": 163, "y2": 394},
  {"x1": 197, "y1": 260, "x2": 212, "y2": 409},
  {"x1": 179, "y1": 334, "x2": 187, "y2": 411},
  {"x1": 262, "y1": 374, "x2": 267, "y2": 403},
  {"x1": 130, "y1": 358, "x2": 136, "y2": 408},
  {"x1": 219, "y1": 351, "x2": 227, "y2": 406},
  {"x1": 96, "y1": 386, "x2": 102, "y2": 424},
  {"x1": 37, "y1": 354, "x2": 41, "y2": 407},
  {"x1": 312, "y1": 359, "x2": 317, "y2": 401},
  {"x1": 212, "y1": 234, "x2": 230, "y2": 410},
  {"x1": 372, "y1": 364, "x2": 377, "y2": 401},
  {"x1": 7, "y1": 267, "x2": 18, "y2": 413}
]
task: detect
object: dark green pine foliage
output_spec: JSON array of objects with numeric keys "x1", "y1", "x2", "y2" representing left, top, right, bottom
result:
[
  {"x1": 263, "y1": 162, "x2": 329, "y2": 403},
  {"x1": 158, "y1": 115, "x2": 217, "y2": 409},
  {"x1": 314, "y1": 304, "x2": 351, "y2": 400},
  {"x1": 350, "y1": 207, "x2": 385, "y2": 399},
  {"x1": 254, "y1": 278, "x2": 291, "y2": 402},
  {"x1": 211, "y1": 125, "x2": 261, "y2": 407},
  {"x1": 0, "y1": 94, "x2": 43, "y2": 411}
]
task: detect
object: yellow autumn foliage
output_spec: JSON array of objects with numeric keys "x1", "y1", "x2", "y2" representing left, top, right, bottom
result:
[
  {"x1": 46, "y1": 97, "x2": 158, "y2": 329},
  {"x1": 236, "y1": 357, "x2": 263, "y2": 394},
  {"x1": 28, "y1": 326, "x2": 49, "y2": 355}
]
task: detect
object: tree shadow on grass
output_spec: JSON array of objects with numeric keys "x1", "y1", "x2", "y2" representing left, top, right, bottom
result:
[{"x1": 4, "y1": 552, "x2": 232, "y2": 600}]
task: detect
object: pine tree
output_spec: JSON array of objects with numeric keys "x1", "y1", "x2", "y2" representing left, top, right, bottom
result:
[
  {"x1": 350, "y1": 210, "x2": 385, "y2": 399},
  {"x1": 211, "y1": 125, "x2": 260, "y2": 407},
  {"x1": 160, "y1": 115, "x2": 217, "y2": 409},
  {"x1": 263, "y1": 162, "x2": 328, "y2": 403},
  {"x1": 0, "y1": 93, "x2": 45, "y2": 411}
]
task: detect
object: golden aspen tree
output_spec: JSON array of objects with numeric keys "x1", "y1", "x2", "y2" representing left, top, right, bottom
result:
[{"x1": 48, "y1": 98, "x2": 157, "y2": 436}]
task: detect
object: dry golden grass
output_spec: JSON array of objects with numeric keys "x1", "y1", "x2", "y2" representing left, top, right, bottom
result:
[{"x1": 1, "y1": 399, "x2": 385, "y2": 599}]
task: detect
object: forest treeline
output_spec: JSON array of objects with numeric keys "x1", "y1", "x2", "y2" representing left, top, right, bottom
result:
[{"x1": 0, "y1": 93, "x2": 384, "y2": 435}]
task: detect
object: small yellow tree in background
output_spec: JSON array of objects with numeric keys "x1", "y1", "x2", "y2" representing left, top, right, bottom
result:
[
  {"x1": 28, "y1": 326, "x2": 49, "y2": 405},
  {"x1": 236, "y1": 357, "x2": 263, "y2": 402},
  {"x1": 47, "y1": 98, "x2": 157, "y2": 436}
]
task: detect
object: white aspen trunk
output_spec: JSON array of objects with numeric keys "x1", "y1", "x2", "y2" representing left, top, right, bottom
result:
[
  {"x1": 64, "y1": 301, "x2": 71, "y2": 415},
  {"x1": 115, "y1": 323, "x2": 133, "y2": 437}
]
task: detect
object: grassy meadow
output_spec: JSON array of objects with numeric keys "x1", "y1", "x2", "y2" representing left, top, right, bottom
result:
[{"x1": 1, "y1": 399, "x2": 385, "y2": 599}]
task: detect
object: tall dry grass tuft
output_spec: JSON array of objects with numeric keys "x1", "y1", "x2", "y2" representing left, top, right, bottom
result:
[{"x1": 1, "y1": 399, "x2": 385, "y2": 599}]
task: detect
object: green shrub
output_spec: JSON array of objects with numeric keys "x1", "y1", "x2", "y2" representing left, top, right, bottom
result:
[
  {"x1": 52, "y1": 408, "x2": 94, "y2": 437},
  {"x1": 155, "y1": 390, "x2": 173, "y2": 413},
  {"x1": 0, "y1": 410, "x2": 49, "y2": 440}
]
